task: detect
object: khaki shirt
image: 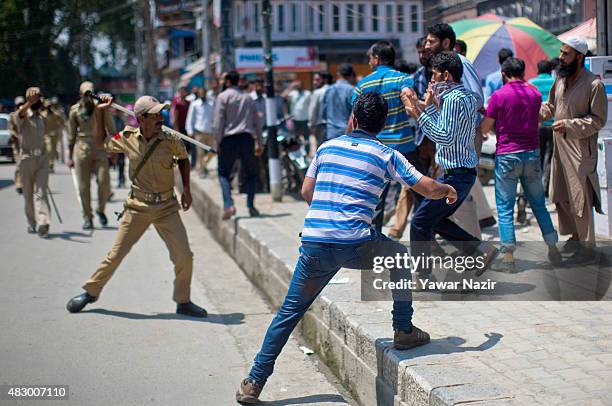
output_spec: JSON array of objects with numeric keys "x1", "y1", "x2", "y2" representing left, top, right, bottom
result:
[
  {"x1": 14, "y1": 109, "x2": 48, "y2": 152},
  {"x1": 45, "y1": 109, "x2": 66, "y2": 135},
  {"x1": 104, "y1": 126, "x2": 188, "y2": 194},
  {"x1": 68, "y1": 102, "x2": 116, "y2": 148}
]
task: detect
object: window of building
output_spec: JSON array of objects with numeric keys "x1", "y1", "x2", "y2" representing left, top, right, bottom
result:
[
  {"x1": 397, "y1": 4, "x2": 404, "y2": 33},
  {"x1": 319, "y1": 3, "x2": 325, "y2": 32},
  {"x1": 254, "y1": 2, "x2": 260, "y2": 33},
  {"x1": 357, "y1": 4, "x2": 365, "y2": 32},
  {"x1": 333, "y1": 4, "x2": 340, "y2": 32},
  {"x1": 235, "y1": 2, "x2": 242, "y2": 34},
  {"x1": 372, "y1": 4, "x2": 379, "y2": 32},
  {"x1": 277, "y1": 3, "x2": 284, "y2": 32},
  {"x1": 291, "y1": 2, "x2": 299, "y2": 32},
  {"x1": 411, "y1": 4, "x2": 418, "y2": 33},
  {"x1": 308, "y1": 3, "x2": 314, "y2": 32},
  {"x1": 346, "y1": 3, "x2": 354, "y2": 32},
  {"x1": 386, "y1": 4, "x2": 393, "y2": 33}
]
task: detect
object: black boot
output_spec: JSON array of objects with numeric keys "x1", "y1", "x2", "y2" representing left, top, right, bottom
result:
[
  {"x1": 82, "y1": 218, "x2": 94, "y2": 230},
  {"x1": 176, "y1": 301, "x2": 208, "y2": 318},
  {"x1": 66, "y1": 292, "x2": 97, "y2": 313}
]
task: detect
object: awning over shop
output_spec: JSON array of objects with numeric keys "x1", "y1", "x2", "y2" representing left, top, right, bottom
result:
[{"x1": 558, "y1": 18, "x2": 597, "y2": 52}]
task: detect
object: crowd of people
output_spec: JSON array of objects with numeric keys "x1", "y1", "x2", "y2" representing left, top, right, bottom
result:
[{"x1": 6, "y1": 19, "x2": 608, "y2": 405}]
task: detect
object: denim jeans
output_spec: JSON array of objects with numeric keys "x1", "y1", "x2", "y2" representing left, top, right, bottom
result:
[
  {"x1": 410, "y1": 170, "x2": 480, "y2": 274},
  {"x1": 248, "y1": 231, "x2": 413, "y2": 386},
  {"x1": 217, "y1": 133, "x2": 257, "y2": 209},
  {"x1": 495, "y1": 150, "x2": 558, "y2": 251}
]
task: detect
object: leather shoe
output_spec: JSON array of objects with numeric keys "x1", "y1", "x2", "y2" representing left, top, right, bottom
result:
[
  {"x1": 82, "y1": 218, "x2": 94, "y2": 230},
  {"x1": 176, "y1": 301, "x2": 208, "y2": 318},
  {"x1": 249, "y1": 207, "x2": 260, "y2": 217},
  {"x1": 97, "y1": 211, "x2": 108, "y2": 227},
  {"x1": 66, "y1": 292, "x2": 97, "y2": 313}
]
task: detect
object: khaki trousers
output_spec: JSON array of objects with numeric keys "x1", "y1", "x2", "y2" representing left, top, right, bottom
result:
[
  {"x1": 82, "y1": 199, "x2": 194, "y2": 303},
  {"x1": 45, "y1": 133, "x2": 59, "y2": 169},
  {"x1": 75, "y1": 143, "x2": 110, "y2": 219},
  {"x1": 19, "y1": 154, "x2": 50, "y2": 227},
  {"x1": 195, "y1": 131, "x2": 215, "y2": 171},
  {"x1": 12, "y1": 143, "x2": 22, "y2": 188}
]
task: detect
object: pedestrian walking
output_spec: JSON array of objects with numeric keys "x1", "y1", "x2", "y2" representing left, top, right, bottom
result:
[
  {"x1": 540, "y1": 37, "x2": 608, "y2": 264},
  {"x1": 481, "y1": 57, "x2": 562, "y2": 272},
  {"x1": 236, "y1": 92, "x2": 458, "y2": 404},
  {"x1": 322, "y1": 64, "x2": 355, "y2": 141},
  {"x1": 171, "y1": 86, "x2": 194, "y2": 168},
  {"x1": 283, "y1": 80, "x2": 311, "y2": 150},
  {"x1": 43, "y1": 98, "x2": 66, "y2": 173},
  {"x1": 185, "y1": 87, "x2": 214, "y2": 177},
  {"x1": 350, "y1": 41, "x2": 423, "y2": 232},
  {"x1": 529, "y1": 59, "x2": 556, "y2": 197},
  {"x1": 67, "y1": 81, "x2": 116, "y2": 230},
  {"x1": 65, "y1": 95, "x2": 207, "y2": 318},
  {"x1": 402, "y1": 51, "x2": 498, "y2": 281},
  {"x1": 14, "y1": 87, "x2": 51, "y2": 237},
  {"x1": 213, "y1": 71, "x2": 263, "y2": 219},
  {"x1": 484, "y1": 48, "x2": 514, "y2": 105},
  {"x1": 308, "y1": 71, "x2": 332, "y2": 149},
  {"x1": 9, "y1": 96, "x2": 25, "y2": 195}
]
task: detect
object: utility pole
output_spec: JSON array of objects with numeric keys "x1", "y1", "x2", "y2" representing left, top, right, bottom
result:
[
  {"x1": 201, "y1": 0, "x2": 211, "y2": 88},
  {"x1": 596, "y1": 0, "x2": 611, "y2": 56},
  {"x1": 134, "y1": 2, "x2": 145, "y2": 96},
  {"x1": 262, "y1": 0, "x2": 282, "y2": 201},
  {"x1": 220, "y1": 0, "x2": 234, "y2": 71},
  {"x1": 143, "y1": 0, "x2": 158, "y2": 95}
]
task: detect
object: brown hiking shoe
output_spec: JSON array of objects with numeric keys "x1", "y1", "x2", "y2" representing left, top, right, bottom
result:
[
  {"x1": 236, "y1": 378, "x2": 263, "y2": 404},
  {"x1": 394, "y1": 326, "x2": 430, "y2": 350}
]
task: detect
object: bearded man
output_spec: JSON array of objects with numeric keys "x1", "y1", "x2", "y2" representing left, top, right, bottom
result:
[{"x1": 540, "y1": 37, "x2": 608, "y2": 264}]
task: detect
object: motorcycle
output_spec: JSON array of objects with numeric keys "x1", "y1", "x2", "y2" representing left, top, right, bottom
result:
[{"x1": 262, "y1": 116, "x2": 311, "y2": 196}]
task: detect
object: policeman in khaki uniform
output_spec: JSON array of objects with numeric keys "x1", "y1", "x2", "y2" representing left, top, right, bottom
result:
[
  {"x1": 43, "y1": 97, "x2": 66, "y2": 173},
  {"x1": 14, "y1": 87, "x2": 51, "y2": 237},
  {"x1": 66, "y1": 95, "x2": 207, "y2": 318},
  {"x1": 9, "y1": 96, "x2": 25, "y2": 194},
  {"x1": 68, "y1": 81, "x2": 116, "y2": 230}
]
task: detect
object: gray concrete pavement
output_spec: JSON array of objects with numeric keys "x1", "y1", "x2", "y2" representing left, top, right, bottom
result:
[
  {"x1": 0, "y1": 162, "x2": 351, "y2": 405},
  {"x1": 189, "y1": 168, "x2": 612, "y2": 406}
]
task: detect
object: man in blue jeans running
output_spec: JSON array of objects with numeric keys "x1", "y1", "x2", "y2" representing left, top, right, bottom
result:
[{"x1": 236, "y1": 93, "x2": 458, "y2": 403}]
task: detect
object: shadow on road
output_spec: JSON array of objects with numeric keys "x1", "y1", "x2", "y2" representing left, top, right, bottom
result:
[
  {"x1": 45, "y1": 231, "x2": 93, "y2": 243},
  {"x1": 82, "y1": 308, "x2": 245, "y2": 325},
  {"x1": 235, "y1": 212, "x2": 292, "y2": 221},
  {"x1": 262, "y1": 394, "x2": 347, "y2": 405},
  {"x1": 0, "y1": 178, "x2": 15, "y2": 190}
]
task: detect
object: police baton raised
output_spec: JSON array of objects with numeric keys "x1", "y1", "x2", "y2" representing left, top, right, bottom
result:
[{"x1": 85, "y1": 91, "x2": 217, "y2": 154}]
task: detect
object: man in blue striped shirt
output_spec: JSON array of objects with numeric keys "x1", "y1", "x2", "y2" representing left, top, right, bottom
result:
[
  {"x1": 403, "y1": 52, "x2": 498, "y2": 280},
  {"x1": 349, "y1": 40, "x2": 427, "y2": 231},
  {"x1": 236, "y1": 93, "x2": 458, "y2": 403}
]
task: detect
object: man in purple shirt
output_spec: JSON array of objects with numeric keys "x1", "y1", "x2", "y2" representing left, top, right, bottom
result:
[{"x1": 481, "y1": 58, "x2": 561, "y2": 272}]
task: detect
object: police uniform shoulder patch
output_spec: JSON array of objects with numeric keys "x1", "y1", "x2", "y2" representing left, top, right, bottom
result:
[{"x1": 121, "y1": 125, "x2": 138, "y2": 139}]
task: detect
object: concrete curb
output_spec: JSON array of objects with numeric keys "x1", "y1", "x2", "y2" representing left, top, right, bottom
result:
[{"x1": 190, "y1": 180, "x2": 519, "y2": 405}]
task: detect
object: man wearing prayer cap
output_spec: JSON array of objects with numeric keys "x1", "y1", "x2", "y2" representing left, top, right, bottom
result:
[{"x1": 540, "y1": 36, "x2": 608, "y2": 264}]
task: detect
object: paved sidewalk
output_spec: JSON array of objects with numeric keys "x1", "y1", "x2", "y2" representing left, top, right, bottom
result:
[{"x1": 190, "y1": 171, "x2": 612, "y2": 406}]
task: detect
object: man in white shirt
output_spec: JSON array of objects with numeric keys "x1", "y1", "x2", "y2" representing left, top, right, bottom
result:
[
  {"x1": 283, "y1": 80, "x2": 311, "y2": 151},
  {"x1": 186, "y1": 87, "x2": 214, "y2": 176}
]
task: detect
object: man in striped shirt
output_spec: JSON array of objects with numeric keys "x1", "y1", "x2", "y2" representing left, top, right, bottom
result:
[
  {"x1": 403, "y1": 52, "x2": 498, "y2": 280},
  {"x1": 349, "y1": 40, "x2": 427, "y2": 231},
  {"x1": 236, "y1": 93, "x2": 458, "y2": 404}
]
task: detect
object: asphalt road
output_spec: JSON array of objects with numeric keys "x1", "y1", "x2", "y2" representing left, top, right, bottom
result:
[{"x1": 0, "y1": 161, "x2": 350, "y2": 406}]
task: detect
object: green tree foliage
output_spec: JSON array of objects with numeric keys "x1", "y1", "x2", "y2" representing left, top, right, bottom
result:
[{"x1": 0, "y1": 0, "x2": 138, "y2": 102}]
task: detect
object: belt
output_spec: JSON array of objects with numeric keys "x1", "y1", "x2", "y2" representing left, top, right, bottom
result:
[
  {"x1": 444, "y1": 167, "x2": 477, "y2": 176},
  {"x1": 21, "y1": 148, "x2": 45, "y2": 156},
  {"x1": 130, "y1": 188, "x2": 175, "y2": 204}
]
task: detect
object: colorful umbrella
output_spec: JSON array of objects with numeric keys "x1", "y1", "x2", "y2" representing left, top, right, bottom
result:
[{"x1": 451, "y1": 14, "x2": 562, "y2": 80}]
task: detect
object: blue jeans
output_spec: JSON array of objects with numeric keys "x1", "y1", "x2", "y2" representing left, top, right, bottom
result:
[
  {"x1": 495, "y1": 150, "x2": 558, "y2": 251},
  {"x1": 248, "y1": 231, "x2": 413, "y2": 386},
  {"x1": 410, "y1": 170, "x2": 480, "y2": 274}
]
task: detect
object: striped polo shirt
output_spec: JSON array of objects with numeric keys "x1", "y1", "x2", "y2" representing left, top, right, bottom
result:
[
  {"x1": 301, "y1": 130, "x2": 423, "y2": 244},
  {"x1": 417, "y1": 84, "x2": 478, "y2": 170},
  {"x1": 351, "y1": 66, "x2": 417, "y2": 153}
]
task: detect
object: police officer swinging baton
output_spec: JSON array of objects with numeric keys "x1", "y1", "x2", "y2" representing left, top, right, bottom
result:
[{"x1": 84, "y1": 91, "x2": 217, "y2": 154}]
